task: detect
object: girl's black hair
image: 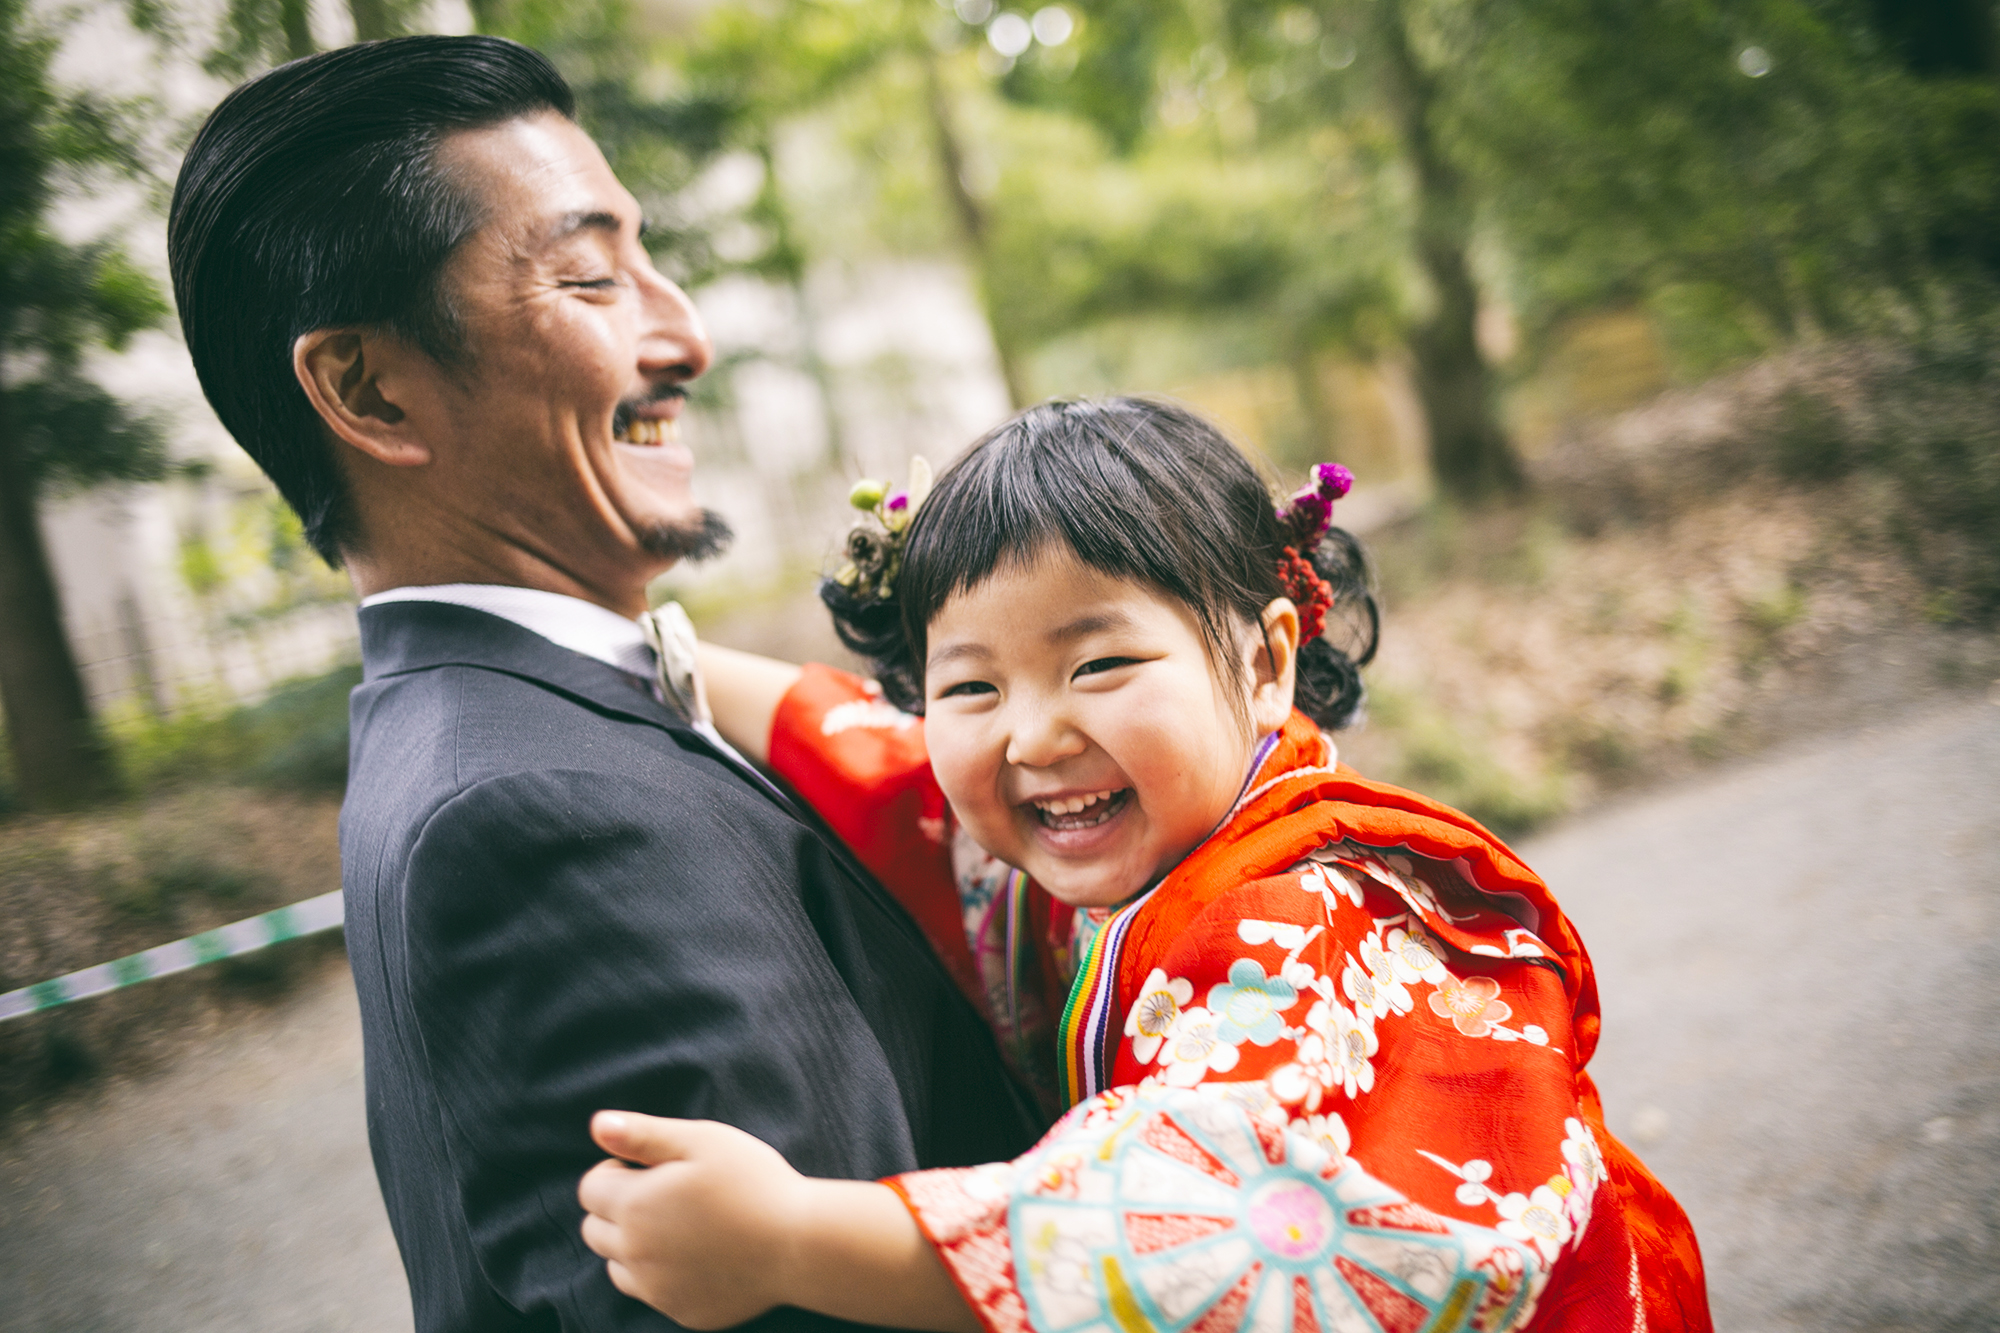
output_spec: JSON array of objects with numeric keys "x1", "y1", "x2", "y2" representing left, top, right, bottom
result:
[{"x1": 821, "y1": 397, "x2": 1379, "y2": 730}]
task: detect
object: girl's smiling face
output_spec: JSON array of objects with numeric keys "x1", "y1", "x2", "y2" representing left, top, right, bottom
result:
[{"x1": 922, "y1": 546, "x2": 1298, "y2": 908}]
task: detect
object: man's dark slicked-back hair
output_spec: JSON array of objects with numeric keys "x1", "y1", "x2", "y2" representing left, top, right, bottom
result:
[{"x1": 169, "y1": 36, "x2": 576, "y2": 564}]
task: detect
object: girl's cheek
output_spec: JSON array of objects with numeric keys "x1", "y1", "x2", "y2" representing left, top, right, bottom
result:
[{"x1": 923, "y1": 724, "x2": 987, "y2": 819}]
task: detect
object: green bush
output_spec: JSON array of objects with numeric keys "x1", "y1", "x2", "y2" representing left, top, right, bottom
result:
[
  {"x1": 116, "y1": 662, "x2": 361, "y2": 793},
  {"x1": 1772, "y1": 340, "x2": 2000, "y2": 626},
  {"x1": 1360, "y1": 685, "x2": 1571, "y2": 840}
]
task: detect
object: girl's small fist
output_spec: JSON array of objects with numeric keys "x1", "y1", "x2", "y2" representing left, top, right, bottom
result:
[{"x1": 579, "y1": 1113, "x2": 811, "y2": 1327}]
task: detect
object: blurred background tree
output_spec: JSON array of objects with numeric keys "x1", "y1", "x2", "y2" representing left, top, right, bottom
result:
[
  {"x1": 1459, "y1": 0, "x2": 2000, "y2": 375},
  {"x1": 204, "y1": 0, "x2": 428, "y2": 74},
  {"x1": 636, "y1": 0, "x2": 1047, "y2": 405},
  {"x1": 0, "y1": 0, "x2": 169, "y2": 809}
]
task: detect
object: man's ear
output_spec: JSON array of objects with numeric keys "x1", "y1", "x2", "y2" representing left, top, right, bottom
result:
[
  {"x1": 293, "y1": 328, "x2": 432, "y2": 467},
  {"x1": 1248, "y1": 597, "x2": 1301, "y2": 733}
]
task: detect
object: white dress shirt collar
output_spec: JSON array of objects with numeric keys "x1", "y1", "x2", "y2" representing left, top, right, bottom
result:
[
  {"x1": 361, "y1": 583, "x2": 656, "y2": 681},
  {"x1": 359, "y1": 583, "x2": 758, "y2": 772}
]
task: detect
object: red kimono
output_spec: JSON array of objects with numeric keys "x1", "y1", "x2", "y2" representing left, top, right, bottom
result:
[{"x1": 771, "y1": 665, "x2": 1710, "y2": 1333}]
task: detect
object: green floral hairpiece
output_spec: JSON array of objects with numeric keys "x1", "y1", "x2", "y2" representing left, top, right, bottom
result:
[{"x1": 833, "y1": 455, "x2": 932, "y2": 601}]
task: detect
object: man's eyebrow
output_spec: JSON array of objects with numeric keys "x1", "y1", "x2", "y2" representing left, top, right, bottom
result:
[{"x1": 545, "y1": 209, "x2": 627, "y2": 242}]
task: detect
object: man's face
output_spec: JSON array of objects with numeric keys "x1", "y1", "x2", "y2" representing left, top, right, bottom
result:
[{"x1": 412, "y1": 113, "x2": 719, "y2": 589}]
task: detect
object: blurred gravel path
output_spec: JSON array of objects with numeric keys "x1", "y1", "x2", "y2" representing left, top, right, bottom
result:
[
  {"x1": 0, "y1": 958, "x2": 410, "y2": 1332},
  {"x1": 0, "y1": 694, "x2": 1994, "y2": 1332},
  {"x1": 1534, "y1": 695, "x2": 2000, "y2": 1333}
]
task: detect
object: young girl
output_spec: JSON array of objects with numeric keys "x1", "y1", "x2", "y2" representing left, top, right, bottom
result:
[{"x1": 578, "y1": 398, "x2": 1711, "y2": 1332}]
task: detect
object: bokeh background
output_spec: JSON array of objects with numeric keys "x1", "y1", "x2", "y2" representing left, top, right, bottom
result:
[{"x1": 1, "y1": 1, "x2": 1997, "y2": 1330}]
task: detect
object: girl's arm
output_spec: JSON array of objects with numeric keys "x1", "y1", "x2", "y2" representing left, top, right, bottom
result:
[
  {"x1": 695, "y1": 642, "x2": 802, "y2": 765},
  {"x1": 578, "y1": 1112, "x2": 977, "y2": 1333}
]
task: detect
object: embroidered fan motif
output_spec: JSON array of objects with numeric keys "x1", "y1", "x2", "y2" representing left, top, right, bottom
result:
[{"x1": 1004, "y1": 1086, "x2": 1548, "y2": 1333}]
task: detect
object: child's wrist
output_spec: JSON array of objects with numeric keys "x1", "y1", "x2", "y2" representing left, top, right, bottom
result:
[
  {"x1": 772, "y1": 1174, "x2": 841, "y2": 1309},
  {"x1": 772, "y1": 1177, "x2": 926, "y2": 1323}
]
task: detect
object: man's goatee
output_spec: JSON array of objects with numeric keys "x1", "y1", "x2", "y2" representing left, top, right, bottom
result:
[{"x1": 639, "y1": 508, "x2": 733, "y2": 562}]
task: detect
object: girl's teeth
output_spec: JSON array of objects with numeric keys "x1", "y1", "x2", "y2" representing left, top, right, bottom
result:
[
  {"x1": 1034, "y1": 788, "x2": 1127, "y2": 831},
  {"x1": 1036, "y1": 789, "x2": 1118, "y2": 815}
]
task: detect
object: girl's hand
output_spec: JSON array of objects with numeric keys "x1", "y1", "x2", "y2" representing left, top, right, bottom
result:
[{"x1": 579, "y1": 1111, "x2": 810, "y2": 1327}]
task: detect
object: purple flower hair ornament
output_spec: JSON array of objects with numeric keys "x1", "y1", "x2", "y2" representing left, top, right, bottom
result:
[{"x1": 1275, "y1": 461, "x2": 1354, "y2": 554}]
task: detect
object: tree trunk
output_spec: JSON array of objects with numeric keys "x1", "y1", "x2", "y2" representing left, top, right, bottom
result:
[
  {"x1": 279, "y1": 0, "x2": 315, "y2": 60},
  {"x1": 0, "y1": 411, "x2": 118, "y2": 808},
  {"x1": 348, "y1": 0, "x2": 393, "y2": 42},
  {"x1": 466, "y1": 0, "x2": 505, "y2": 35},
  {"x1": 755, "y1": 138, "x2": 849, "y2": 471},
  {"x1": 1372, "y1": 1, "x2": 1523, "y2": 502},
  {"x1": 922, "y1": 51, "x2": 1029, "y2": 409}
]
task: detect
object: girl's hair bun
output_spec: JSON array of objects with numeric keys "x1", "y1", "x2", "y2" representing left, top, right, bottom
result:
[
  {"x1": 1295, "y1": 524, "x2": 1378, "y2": 729},
  {"x1": 821, "y1": 573, "x2": 924, "y2": 709}
]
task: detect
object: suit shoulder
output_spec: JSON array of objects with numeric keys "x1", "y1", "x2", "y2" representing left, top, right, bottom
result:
[{"x1": 352, "y1": 661, "x2": 693, "y2": 782}]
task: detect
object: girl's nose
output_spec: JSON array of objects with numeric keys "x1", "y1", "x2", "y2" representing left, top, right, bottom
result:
[{"x1": 1004, "y1": 701, "x2": 1087, "y2": 770}]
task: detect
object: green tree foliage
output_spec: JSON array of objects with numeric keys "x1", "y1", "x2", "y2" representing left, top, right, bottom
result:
[
  {"x1": 673, "y1": 0, "x2": 1522, "y2": 494},
  {"x1": 470, "y1": 0, "x2": 736, "y2": 280},
  {"x1": 0, "y1": 0, "x2": 171, "y2": 809},
  {"x1": 985, "y1": 0, "x2": 1525, "y2": 497},
  {"x1": 204, "y1": 0, "x2": 316, "y2": 73},
  {"x1": 202, "y1": 0, "x2": 435, "y2": 77},
  {"x1": 662, "y1": 0, "x2": 1993, "y2": 505},
  {"x1": 676, "y1": 0, "x2": 1048, "y2": 402},
  {"x1": 1458, "y1": 0, "x2": 2000, "y2": 375}
]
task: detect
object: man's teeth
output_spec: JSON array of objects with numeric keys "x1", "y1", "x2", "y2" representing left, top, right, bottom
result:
[
  {"x1": 1034, "y1": 789, "x2": 1119, "y2": 815},
  {"x1": 620, "y1": 418, "x2": 676, "y2": 445}
]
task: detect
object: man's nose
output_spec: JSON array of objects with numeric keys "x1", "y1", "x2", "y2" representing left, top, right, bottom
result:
[
  {"x1": 635, "y1": 265, "x2": 713, "y2": 383},
  {"x1": 1003, "y1": 699, "x2": 1087, "y2": 770}
]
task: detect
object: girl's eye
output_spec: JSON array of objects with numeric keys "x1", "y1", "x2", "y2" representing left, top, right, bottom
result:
[
  {"x1": 1075, "y1": 657, "x2": 1138, "y2": 678},
  {"x1": 937, "y1": 680, "x2": 997, "y2": 699}
]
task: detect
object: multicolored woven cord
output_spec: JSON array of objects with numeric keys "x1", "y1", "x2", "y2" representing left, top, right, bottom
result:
[{"x1": 0, "y1": 891, "x2": 344, "y2": 1023}]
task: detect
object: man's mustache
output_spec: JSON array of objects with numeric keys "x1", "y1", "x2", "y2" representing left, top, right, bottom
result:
[{"x1": 611, "y1": 385, "x2": 688, "y2": 439}]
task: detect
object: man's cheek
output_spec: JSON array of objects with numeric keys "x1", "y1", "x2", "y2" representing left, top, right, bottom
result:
[{"x1": 526, "y1": 307, "x2": 624, "y2": 385}]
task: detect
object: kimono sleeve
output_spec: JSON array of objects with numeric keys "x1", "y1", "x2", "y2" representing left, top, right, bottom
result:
[
  {"x1": 884, "y1": 854, "x2": 1631, "y2": 1333},
  {"x1": 768, "y1": 663, "x2": 978, "y2": 1002}
]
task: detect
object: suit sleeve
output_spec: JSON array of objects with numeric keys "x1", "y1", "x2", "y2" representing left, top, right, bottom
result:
[{"x1": 399, "y1": 767, "x2": 917, "y2": 1333}]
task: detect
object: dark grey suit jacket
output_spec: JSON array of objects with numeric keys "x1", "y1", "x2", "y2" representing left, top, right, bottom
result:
[{"x1": 343, "y1": 601, "x2": 1043, "y2": 1333}]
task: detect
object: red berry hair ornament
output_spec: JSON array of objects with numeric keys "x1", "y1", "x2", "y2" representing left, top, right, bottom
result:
[{"x1": 1272, "y1": 463, "x2": 1354, "y2": 642}]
